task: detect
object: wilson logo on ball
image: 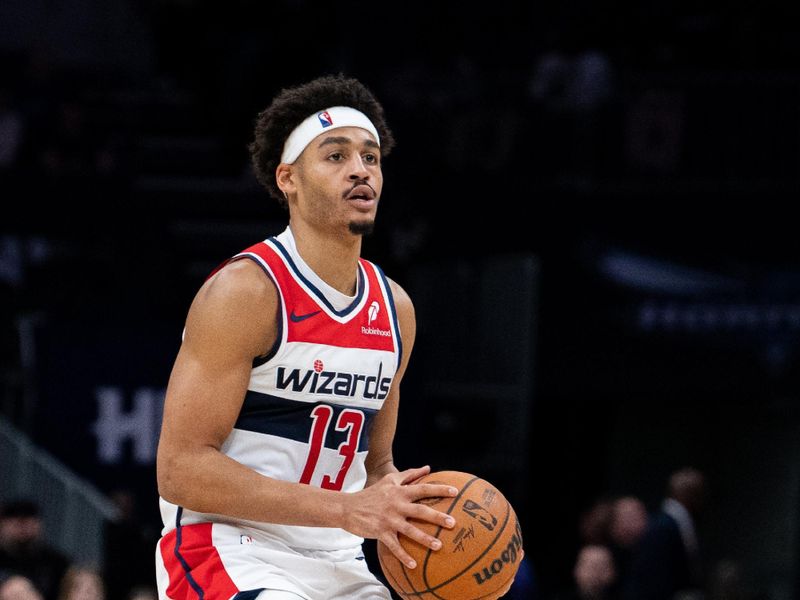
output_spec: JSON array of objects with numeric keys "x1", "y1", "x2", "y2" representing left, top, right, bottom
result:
[{"x1": 472, "y1": 520, "x2": 523, "y2": 586}]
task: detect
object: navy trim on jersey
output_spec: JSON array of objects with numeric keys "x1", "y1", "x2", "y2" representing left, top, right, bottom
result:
[
  {"x1": 375, "y1": 264, "x2": 403, "y2": 369},
  {"x1": 245, "y1": 255, "x2": 283, "y2": 367},
  {"x1": 268, "y1": 237, "x2": 365, "y2": 317},
  {"x1": 232, "y1": 590, "x2": 266, "y2": 600},
  {"x1": 235, "y1": 391, "x2": 378, "y2": 452},
  {"x1": 223, "y1": 254, "x2": 283, "y2": 368},
  {"x1": 174, "y1": 507, "x2": 205, "y2": 599}
]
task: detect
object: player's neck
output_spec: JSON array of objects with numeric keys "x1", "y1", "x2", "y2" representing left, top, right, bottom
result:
[{"x1": 290, "y1": 221, "x2": 362, "y2": 296}]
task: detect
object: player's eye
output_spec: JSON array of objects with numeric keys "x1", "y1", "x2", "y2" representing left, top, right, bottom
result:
[
  {"x1": 363, "y1": 153, "x2": 378, "y2": 164},
  {"x1": 328, "y1": 152, "x2": 344, "y2": 161}
]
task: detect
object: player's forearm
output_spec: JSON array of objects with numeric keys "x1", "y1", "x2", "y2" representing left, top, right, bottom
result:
[{"x1": 158, "y1": 445, "x2": 345, "y2": 528}]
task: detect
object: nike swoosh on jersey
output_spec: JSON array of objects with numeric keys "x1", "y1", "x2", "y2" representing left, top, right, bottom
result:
[{"x1": 289, "y1": 309, "x2": 322, "y2": 322}]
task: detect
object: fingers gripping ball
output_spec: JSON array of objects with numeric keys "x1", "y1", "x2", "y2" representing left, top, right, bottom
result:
[{"x1": 378, "y1": 471, "x2": 524, "y2": 600}]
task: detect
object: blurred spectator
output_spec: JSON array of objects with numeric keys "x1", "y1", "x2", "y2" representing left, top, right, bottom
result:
[
  {"x1": 441, "y1": 55, "x2": 519, "y2": 175},
  {"x1": 0, "y1": 500, "x2": 69, "y2": 600},
  {"x1": 554, "y1": 544, "x2": 618, "y2": 600},
  {"x1": 607, "y1": 496, "x2": 648, "y2": 586},
  {"x1": 0, "y1": 571, "x2": 43, "y2": 600},
  {"x1": 608, "y1": 496, "x2": 648, "y2": 550},
  {"x1": 622, "y1": 468, "x2": 707, "y2": 600},
  {"x1": 529, "y1": 32, "x2": 571, "y2": 111},
  {"x1": 102, "y1": 491, "x2": 158, "y2": 600},
  {"x1": 528, "y1": 28, "x2": 615, "y2": 181},
  {"x1": 56, "y1": 566, "x2": 104, "y2": 600},
  {"x1": 578, "y1": 498, "x2": 614, "y2": 546}
]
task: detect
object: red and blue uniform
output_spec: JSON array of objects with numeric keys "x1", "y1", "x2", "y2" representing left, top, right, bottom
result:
[{"x1": 156, "y1": 228, "x2": 400, "y2": 599}]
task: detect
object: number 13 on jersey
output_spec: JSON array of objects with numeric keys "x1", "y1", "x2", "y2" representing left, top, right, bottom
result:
[{"x1": 299, "y1": 405, "x2": 365, "y2": 491}]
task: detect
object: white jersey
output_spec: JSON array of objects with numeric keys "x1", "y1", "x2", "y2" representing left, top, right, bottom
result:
[{"x1": 158, "y1": 227, "x2": 402, "y2": 553}]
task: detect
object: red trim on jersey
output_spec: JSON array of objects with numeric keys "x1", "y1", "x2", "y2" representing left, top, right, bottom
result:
[
  {"x1": 160, "y1": 523, "x2": 239, "y2": 600},
  {"x1": 234, "y1": 241, "x2": 396, "y2": 352}
]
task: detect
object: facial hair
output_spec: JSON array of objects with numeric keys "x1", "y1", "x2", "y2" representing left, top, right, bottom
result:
[
  {"x1": 348, "y1": 220, "x2": 375, "y2": 236},
  {"x1": 345, "y1": 179, "x2": 377, "y2": 236}
]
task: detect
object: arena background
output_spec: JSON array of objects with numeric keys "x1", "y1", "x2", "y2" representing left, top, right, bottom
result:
[{"x1": 1, "y1": 2, "x2": 798, "y2": 599}]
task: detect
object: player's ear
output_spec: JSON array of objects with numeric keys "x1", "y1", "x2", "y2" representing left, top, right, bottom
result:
[{"x1": 276, "y1": 163, "x2": 297, "y2": 198}]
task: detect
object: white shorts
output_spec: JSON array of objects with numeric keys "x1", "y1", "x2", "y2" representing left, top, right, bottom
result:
[{"x1": 155, "y1": 522, "x2": 391, "y2": 600}]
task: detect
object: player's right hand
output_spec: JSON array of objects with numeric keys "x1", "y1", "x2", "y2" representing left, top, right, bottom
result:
[{"x1": 343, "y1": 466, "x2": 458, "y2": 569}]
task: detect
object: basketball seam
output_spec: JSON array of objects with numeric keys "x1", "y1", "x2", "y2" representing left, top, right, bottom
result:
[
  {"x1": 400, "y1": 549, "x2": 424, "y2": 598},
  {"x1": 379, "y1": 552, "x2": 411, "y2": 597},
  {"x1": 471, "y1": 516, "x2": 521, "y2": 600},
  {"x1": 384, "y1": 473, "x2": 520, "y2": 600},
  {"x1": 422, "y1": 494, "x2": 514, "y2": 597},
  {"x1": 380, "y1": 538, "x2": 433, "y2": 598},
  {"x1": 421, "y1": 475, "x2": 479, "y2": 593}
]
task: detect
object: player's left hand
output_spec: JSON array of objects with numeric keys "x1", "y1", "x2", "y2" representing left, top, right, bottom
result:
[{"x1": 341, "y1": 465, "x2": 458, "y2": 569}]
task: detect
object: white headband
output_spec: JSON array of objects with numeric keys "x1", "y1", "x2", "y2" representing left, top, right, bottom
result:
[{"x1": 280, "y1": 106, "x2": 380, "y2": 164}]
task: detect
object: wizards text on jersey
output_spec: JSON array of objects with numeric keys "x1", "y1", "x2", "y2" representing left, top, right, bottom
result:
[{"x1": 276, "y1": 361, "x2": 391, "y2": 400}]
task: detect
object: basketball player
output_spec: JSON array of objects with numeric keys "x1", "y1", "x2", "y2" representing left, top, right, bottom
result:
[{"x1": 154, "y1": 75, "x2": 459, "y2": 600}]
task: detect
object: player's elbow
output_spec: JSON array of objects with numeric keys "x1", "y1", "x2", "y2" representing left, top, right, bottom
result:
[{"x1": 156, "y1": 445, "x2": 189, "y2": 505}]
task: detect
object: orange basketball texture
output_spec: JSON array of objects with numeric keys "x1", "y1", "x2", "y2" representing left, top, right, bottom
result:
[{"x1": 377, "y1": 471, "x2": 523, "y2": 600}]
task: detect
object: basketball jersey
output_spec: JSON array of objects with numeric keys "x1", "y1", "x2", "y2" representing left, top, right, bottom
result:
[{"x1": 159, "y1": 227, "x2": 402, "y2": 552}]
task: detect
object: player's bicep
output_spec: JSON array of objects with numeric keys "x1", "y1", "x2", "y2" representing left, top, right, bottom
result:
[
  {"x1": 157, "y1": 261, "x2": 277, "y2": 473},
  {"x1": 159, "y1": 341, "x2": 252, "y2": 452}
]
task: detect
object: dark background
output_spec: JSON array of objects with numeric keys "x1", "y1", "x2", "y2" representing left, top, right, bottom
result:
[{"x1": 1, "y1": 1, "x2": 799, "y2": 598}]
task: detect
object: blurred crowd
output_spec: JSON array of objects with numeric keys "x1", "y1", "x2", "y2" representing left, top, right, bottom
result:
[
  {"x1": 0, "y1": 49, "x2": 135, "y2": 195},
  {"x1": 1, "y1": 467, "x2": 766, "y2": 600},
  {"x1": 0, "y1": 494, "x2": 157, "y2": 600},
  {"x1": 545, "y1": 467, "x2": 763, "y2": 600}
]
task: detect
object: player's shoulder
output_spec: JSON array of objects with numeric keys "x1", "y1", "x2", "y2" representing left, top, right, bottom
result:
[
  {"x1": 196, "y1": 257, "x2": 278, "y2": 313},
  {"x1": 182, "y1": 258, "x2": 277, "y2": 359},
  {"x1": 385, "y1": 276, "x2": 414, "y2": 320}
]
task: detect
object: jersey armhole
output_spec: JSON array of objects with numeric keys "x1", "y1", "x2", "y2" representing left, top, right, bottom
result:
[
  {"x1": 224, "y1": 255, "x2": 284, "y2": 368},
  {"x1": 372, "y1": 262, "x2": 403, "y2": 369}
]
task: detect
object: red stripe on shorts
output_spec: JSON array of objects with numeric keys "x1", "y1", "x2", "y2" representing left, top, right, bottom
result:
[{"x1": 160, "y1": 523, "x2": 239, "y2": 600}]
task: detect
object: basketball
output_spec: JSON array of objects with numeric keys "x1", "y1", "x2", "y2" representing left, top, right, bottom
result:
[{"x1": 377, "y1": 471, "x2": 523, "y2": 600}]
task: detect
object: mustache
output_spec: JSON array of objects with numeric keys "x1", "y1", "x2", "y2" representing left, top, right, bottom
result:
[{"x1": 343, "y1": 180, "x2": 376, "y2": 198}]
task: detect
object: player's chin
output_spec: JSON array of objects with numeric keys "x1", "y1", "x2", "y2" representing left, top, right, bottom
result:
[{"x1": 348, "y1": 219, "x2": 376, "y2": 236}]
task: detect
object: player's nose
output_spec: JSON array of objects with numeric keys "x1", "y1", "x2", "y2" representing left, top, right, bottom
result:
[{"x1": 347, "y1": 154, "x2": 370, "y2": 180}]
